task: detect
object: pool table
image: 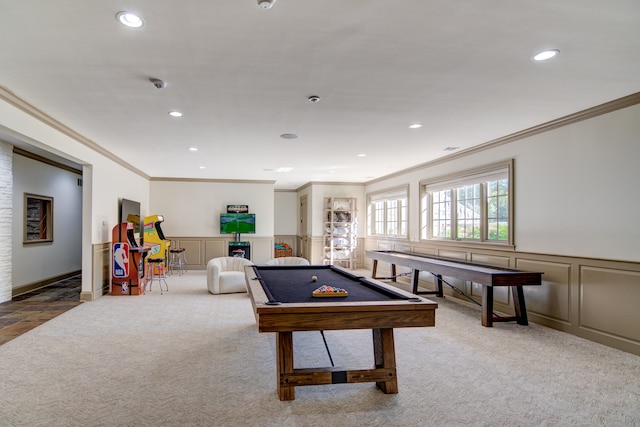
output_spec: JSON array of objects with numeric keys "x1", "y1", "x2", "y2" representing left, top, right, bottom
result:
[{"x1": 244, "y1": 264, "x2": 438, "y2": 401}]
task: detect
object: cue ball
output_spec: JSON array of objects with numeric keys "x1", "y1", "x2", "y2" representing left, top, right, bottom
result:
[{"x1": 311, "y1": 275, "x2": 317, "y2": 282}]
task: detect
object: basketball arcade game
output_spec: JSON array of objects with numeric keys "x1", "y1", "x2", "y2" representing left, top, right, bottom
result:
[
  {"x1": 111, "y1": 221, "x2": 149, "y2": 295},
  {"x1": 111, "y1": 212, "x2": 171, "y2": 296}
]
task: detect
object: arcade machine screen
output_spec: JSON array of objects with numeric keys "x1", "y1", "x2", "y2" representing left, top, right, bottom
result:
[{"x1": 120, "y1": 198, "x2": 141, "y2": 235}]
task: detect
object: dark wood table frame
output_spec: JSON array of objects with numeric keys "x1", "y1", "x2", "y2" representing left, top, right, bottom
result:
[
  {"x1": 366, "y1": 250, "x2": 542, "y2": 327},
  {"x1": 244, "y1": 265, "x2": 437, "y2": 401}
]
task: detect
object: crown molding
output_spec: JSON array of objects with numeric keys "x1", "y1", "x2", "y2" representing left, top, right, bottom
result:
[
  {"x1": 296, "y1": 181, "x2": 366, "y2": 191},
  {"x1": 0, "y1": 86, "x2": 149, "y2": 180},
  {"x1": 365, "y1": 92, "x2": 640, "y2": 186},
  {"x1": 150, "y1": 177, "x2": 275, "y2": 185}
]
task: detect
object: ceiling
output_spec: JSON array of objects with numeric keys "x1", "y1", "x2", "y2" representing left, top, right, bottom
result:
[{"x1": 1, "y1": 1, "x2": 639, "y2": 189}]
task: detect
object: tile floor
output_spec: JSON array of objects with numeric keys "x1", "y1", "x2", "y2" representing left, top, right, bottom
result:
[{"x1": 0, "y1": 275, "x2": 82, "y2": 346}]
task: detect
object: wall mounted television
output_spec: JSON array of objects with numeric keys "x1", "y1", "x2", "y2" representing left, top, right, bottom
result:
[{"x1": 220, "y1": 213, "x2": 256, "y2": 235}]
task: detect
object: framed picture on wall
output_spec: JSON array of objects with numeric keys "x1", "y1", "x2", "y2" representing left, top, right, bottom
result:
[{"x1": 24, "y1": 193, "x2": 54, "y2": 244}]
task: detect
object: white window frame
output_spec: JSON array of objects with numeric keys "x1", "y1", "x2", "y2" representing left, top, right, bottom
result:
[
  {"x1": 420, "y1": 160, "x2": 513, "y2": 246},
  {"x1": 367, "y1": 186, "x2": 409, "y2": 238}
]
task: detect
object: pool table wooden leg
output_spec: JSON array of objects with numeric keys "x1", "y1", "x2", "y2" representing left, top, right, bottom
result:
[
  {"x1": 276, "y1": 331, "x2": 295, "y2": 401},
  {"x1": 373, "y1": 328, "x2": 398, "y2": 394}
]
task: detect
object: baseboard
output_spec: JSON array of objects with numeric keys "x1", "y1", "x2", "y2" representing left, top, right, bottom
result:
[
  {"x1": 80, "y1": 291, "x2": 95, "y2": 302},
  {"x1": 12, "y1": 270, "x2": 82, "y2": 297}
]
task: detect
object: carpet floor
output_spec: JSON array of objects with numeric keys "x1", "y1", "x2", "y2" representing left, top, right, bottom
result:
[{"x1": 0, "y1": 271, "x2": 638, "y2": 426}]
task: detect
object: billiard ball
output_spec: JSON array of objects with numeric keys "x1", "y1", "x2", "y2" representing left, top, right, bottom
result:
[{"x1": 311, "y1": 275, "x2": 318, "y2": 282}]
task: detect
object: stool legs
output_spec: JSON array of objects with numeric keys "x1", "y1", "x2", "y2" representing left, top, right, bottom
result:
[
  {"x1": 169, "y1": 249, "x2": 187, "y2": 276},
  {"x1": 146, "y1": 259, "x2": 169, "y2": 294},
  {"x1": 169, "y1": 251, "x2": 178, "y2": 276}
]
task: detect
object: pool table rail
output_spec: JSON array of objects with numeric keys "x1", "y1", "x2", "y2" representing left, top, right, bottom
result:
[{"x1": 245, "y1": 265, "x2": 437, "y2": 333}]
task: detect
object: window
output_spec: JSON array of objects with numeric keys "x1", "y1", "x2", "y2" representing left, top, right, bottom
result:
[
  {"x1": 367, "y1": 187, "x2": 408, "y2": 238},
  {"x1": 24, "y1": 193, "x2": 54, "y2": 243},
  {"x1": 420, "y1": 161, "x2": 512, "y2": 245}
]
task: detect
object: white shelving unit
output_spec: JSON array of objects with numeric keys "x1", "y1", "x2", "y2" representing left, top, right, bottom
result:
[{"x1": 323, "y1": 197, "x2": 357, "y2": 269}]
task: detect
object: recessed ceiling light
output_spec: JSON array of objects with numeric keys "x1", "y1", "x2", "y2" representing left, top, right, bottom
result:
[
  {"x1": 116, "y1": 11, "x2": 144, "y2": 28},
  {"x1": 409, "y1": 123, "x2": 422, "y2": 129},
  {"x1": 532, "y1": 49, "x2": 559, "y2": 61},
  {"x1": 199, "y1": 166, "x2": 206, "y2": 169},
  {"x1": 357, "y1": 153, "x2": 366, "y2": 157},
  {"x1": 189, "y1": 147, "x2": 198, "y2": 152},
  {"x1": 274, "y1": 167, "x2": 292, "y2": 173},
  {"x1": 280, "y1": 133, "x2": 298, "y2": 139},
  {"x1": 168, "y1": 111, "x2": 183, "y2": 117}
]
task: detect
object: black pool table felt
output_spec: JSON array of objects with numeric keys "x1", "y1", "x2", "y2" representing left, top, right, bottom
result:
[{"x1": 252, "y1": 266, "x2": 409, "y2": 303}]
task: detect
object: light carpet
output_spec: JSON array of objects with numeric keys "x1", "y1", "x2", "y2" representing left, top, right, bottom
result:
[{"x1": 0, "y1": 271, "x2": 638, "y2": 427}]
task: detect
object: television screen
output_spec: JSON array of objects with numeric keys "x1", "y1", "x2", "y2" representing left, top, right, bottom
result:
[
  {"x1": 120, "y1": 198, "x2": 141, "y2": 234},
  {"x1": 220, "y1": 213, "x2": 256, "y2": 234}
]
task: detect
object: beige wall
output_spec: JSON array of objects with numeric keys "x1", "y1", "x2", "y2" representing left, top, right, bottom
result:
[
  {"x1": 365, "y1": 102, "x2": 640, "y2": 263},
  {"x1": 362, "y1": 100, "x2": 640, "y2": 355},
  {"x1": 274, "y1": 191, "x2": 297, "y2": 236},
  {"x1": 149, "y1": 179, "x2": 275, "y2": 264}
]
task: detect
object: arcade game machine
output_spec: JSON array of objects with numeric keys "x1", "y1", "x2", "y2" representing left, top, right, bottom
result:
[
  {"x1": 143, "y1": 215, "x2": 171, "y2": 273},
  {"x1": 111, "y1": 222, "x2": 148, "y2": 295}
]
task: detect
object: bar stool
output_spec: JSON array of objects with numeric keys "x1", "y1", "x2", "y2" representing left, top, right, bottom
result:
[
  {"x1": 146, "y1": 258, "x2": 168, "y2": 294},
  {"x1": 169, "y1": 247, "x2": 187, "y2": 276}
]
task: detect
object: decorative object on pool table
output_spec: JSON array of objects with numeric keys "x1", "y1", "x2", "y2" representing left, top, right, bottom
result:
[{"x1": 312, "y1": 284, "x2": 348, "y2": 297}]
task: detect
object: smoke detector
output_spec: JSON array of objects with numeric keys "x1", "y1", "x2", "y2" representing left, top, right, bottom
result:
[
  {"x1": 308, "y1": 95, "x2": 320, "y2": 103},
  {"x1": 150, "y1": 78, "x2": 166, "y2": 89},
  {"x1": 258, "y1": 0, "x2": 276, "y2": 9}
]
